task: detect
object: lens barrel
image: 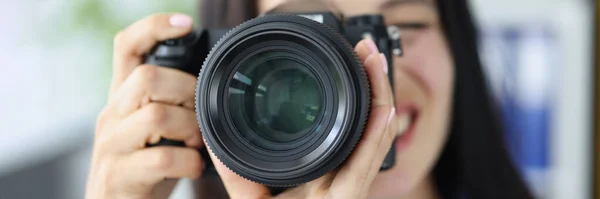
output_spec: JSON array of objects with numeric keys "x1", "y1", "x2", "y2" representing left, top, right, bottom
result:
[{"x1": 196, "y1": 15, "x2": 370, "y2": 186}]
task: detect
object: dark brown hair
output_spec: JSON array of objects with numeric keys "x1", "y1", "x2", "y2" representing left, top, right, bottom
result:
[
  {"x1": 199, "y1": 0, "x2": 534, "y2": 198},
  {"x1": 200, "y1": 0, "x2": 257, "y2": 28}
]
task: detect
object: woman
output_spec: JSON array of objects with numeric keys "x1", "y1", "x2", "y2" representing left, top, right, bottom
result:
[{"x1": 85, "y1": 0, "x2": 534, "y2": 198}]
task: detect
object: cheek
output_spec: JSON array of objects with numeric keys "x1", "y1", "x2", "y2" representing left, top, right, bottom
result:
[{"x1": 399, "y1": 30, "x2": 453, "y2": 94}]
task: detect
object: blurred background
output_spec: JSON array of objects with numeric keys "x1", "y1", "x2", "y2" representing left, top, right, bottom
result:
[{"x1": 0, "y1": 0, "x2": 595, "y2": 198}]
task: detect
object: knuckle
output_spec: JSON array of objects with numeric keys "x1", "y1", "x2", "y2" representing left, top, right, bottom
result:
[
  {"x1": 132, "y1": 65, "x2": 159, "y2": 84},
  {"x1": 96, "y1": 107, "x2": 108, "y2": 124},
  {"x1": 145, "y1": 104, "x2": 169, "y2": 125},
  {"x1": 94, "y1": 133, "x2": 118, "y2": 154},
  {"x1": 380, "y1": 104, "x2": 393, "y2": 115},
  {"x1": 93, "y1": 122, "x2": 116, "y2": 151},
  {"x1": 364, "y1": 55, "x2": 378, "y2": 69},
  {"x1": 113, "y1": 30, "x2": 126, "y2": 47},
  {"x1": 112, "y1": 31, "x2": 128, "y2": 57},
  {"x1": 95, "y1": 107, "x2": 111, "y2": 133},
  {"x1": 151, "y1": 148, "x2": 175, "y2": 170},
  {"x1": 143, "y1": 14, "x2": 165, "y2": 32}
]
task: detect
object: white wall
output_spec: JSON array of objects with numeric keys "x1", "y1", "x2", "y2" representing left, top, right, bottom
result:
[
  {"x1": 471, "y1": 0, "x2": 594, "y2": 198},
  {"x1": 0, "y1": 1, "x2": 107, "y2": 177},
  {"x1": 0, "y1": 1, "x2": 196, "y2": 198}
]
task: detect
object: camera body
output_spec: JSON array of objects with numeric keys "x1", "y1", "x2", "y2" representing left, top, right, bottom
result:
[
  {"x1": 146, "y1": 12, "x2": 400, "y2": 81},
  {"x1": 145, "y1": 1, "x2": 402, "y2": 187}
]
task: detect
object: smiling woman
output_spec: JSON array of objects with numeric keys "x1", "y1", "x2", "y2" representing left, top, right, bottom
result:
[
  {"x1": 84, "y1": 0, "x2": 534, "y2": 198},
  {"x1": 199, "y1": 0, "x2": 534, "y2": 198}
]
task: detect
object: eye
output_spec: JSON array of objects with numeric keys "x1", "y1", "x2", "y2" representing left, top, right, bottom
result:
[
  {"x1": 394, "y1": 23, "x2": 429, "y2": 30},
  {"x1": 382, "y1": 2, "x2": 437, "y2": 44},
  {"x1": 391, "y1": 22, "x2": 429, "y2": 46}
]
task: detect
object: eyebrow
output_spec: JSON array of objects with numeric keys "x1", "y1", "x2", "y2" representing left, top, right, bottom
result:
[{"x1": 379, "y1": 0, "x2": 433, "y2": 9}]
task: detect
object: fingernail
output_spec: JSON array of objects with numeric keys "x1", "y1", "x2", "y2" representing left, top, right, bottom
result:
[
  {"x1": 365, "y1": 39, "x2": 379, "y2": 54},
  {"x1": 169, "y1": 14, "x2": 193, "y2": 27},
  {"x1": 388, "y1": 107, "x2": 396, "y2": 125},
  {"x1": 379, "y1": 53, "x2": 388, "y2": 74}
]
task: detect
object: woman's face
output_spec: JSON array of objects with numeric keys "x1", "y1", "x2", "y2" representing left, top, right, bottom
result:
[{"x1": 258, "y1": 0, "x2": 455, "y2": 198}]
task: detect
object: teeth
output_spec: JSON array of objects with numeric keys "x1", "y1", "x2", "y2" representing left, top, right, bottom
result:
[{"x1": 397, "y1": 115, "x2": 412, "y2": 136}]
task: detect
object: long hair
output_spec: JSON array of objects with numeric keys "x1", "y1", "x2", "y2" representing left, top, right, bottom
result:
[
  {"x1": 432, "y1": 0, "x2": 533, "y2": 198},
  {"x1": 199, "y1": 0, "x2": 534, "y2": 198}
]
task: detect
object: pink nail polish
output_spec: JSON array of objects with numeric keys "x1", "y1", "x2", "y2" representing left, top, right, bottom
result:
[
  {"x1": 379, "y1": 53, "x2": 388, "y2": 74},
  {"x1": 169, "y1": 14, "x2": 193, "y2": 27},
  {"x1": 388, "y1": 107, "x2": 396, "y2": 125},
  {"x1": 365, "y1": 39, "x2": 379, "y2": 54}
]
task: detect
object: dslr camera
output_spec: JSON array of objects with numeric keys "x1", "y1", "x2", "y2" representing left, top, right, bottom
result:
[{"x1": 146, "y1": 0, "x2": 403, "y2": 187}]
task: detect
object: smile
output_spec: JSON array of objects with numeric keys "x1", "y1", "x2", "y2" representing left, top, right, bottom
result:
[{"x1": 395, "y1": 104, "x2": 419, "y2": 152}]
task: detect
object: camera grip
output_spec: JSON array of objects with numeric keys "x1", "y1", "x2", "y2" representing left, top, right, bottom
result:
[
  {"x1": 143, "y1": 31, "x2": 204, "y2": 148},
  {"x1": 143, "y1": 44, "x2": 191, "y2": 148},
  {"x1": 380, "y1": 142, "x2": 396, "y2": 170},
  {"x1": 142, "y1": 32, "x2": 220, "y2": 178}
]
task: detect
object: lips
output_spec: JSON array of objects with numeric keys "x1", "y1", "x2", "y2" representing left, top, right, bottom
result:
[{"x1": 394, "y1": 104, "x2": 419, "y2": 152}]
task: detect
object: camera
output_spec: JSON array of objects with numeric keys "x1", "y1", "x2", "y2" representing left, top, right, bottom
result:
[{"x1": 145, "y1": 0, "x2": 403, "y2": 187}]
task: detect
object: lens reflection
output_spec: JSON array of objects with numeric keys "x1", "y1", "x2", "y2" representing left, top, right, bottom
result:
[{"x1": 228, "y1": 54, "x2": 323, "y2": 145}]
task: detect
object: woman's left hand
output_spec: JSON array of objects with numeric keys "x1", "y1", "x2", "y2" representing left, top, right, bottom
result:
[{"x1": 207, "y1": 38, "x2": 397, "y2": 199}]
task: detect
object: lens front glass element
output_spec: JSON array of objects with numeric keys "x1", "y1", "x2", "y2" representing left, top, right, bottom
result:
[{"x1": 228, "y1": 52, "x2": 323, "y2": 147}]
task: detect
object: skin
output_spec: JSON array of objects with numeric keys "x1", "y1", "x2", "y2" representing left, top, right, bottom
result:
[{"x1": 85, "y1": 0, "x2": 454, "y2": 198}]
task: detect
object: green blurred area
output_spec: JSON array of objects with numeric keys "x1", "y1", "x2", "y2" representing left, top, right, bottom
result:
[
  {"x1": 65, "y1": 1, "x2": 198, "y2": 35},
  {"x1": 55, "y1": 0, "x2": 198, "y2": 100}
]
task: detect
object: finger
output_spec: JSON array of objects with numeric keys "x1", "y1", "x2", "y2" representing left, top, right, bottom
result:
[
  {"x1": 100, "y1": 103, "x2": 202, "y2": 152},
  {"x1": 354, "y1": 38, "x2": 380, "y2": 63},
  {"x1": 205, "y1": 146, "x2": 270, "y2": 199},
  {"x1": 95, "y1": 106, "x2": 118, "y2": 138},
  {"x1": 364, "y1": 52, "x2": 394, "y2": 107},
  {"x1": 288, "y1": 172, "x2": 336, "y2": 198},
  {"x1": 328, "y1": 106, "x2": 394, "y2": 198},
  {"x1": 329, "y1": 52, "x2": 395, "y2": 198},
  {"x1": 110, "y1": 64, "x2": 197, "y2": 117},
  {"x1": 357, "y1": 115, "x2": 399, "y2": 198},
  {"x1": 110, "y1": 13, "x2": 194, "y2": 95},
  {"x1": 355, "y1": 39, "x2": 392, "y2": 107},
  {"x1": 115, "y1": 147, "x2": 203, "y2": 190}
]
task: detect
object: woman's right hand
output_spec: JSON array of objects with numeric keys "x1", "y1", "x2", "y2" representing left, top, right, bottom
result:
[{"x1": 85, "y1": 13, "x2": 204, "y2": 199}]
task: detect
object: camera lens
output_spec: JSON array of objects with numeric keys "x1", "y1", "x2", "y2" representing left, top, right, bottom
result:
[
  {"x1": 196, "y1": 15, "x2": 370, "y2": 186},
  {"x1": 228, "y1": 54, "x2": 324, "y2": 146}
]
